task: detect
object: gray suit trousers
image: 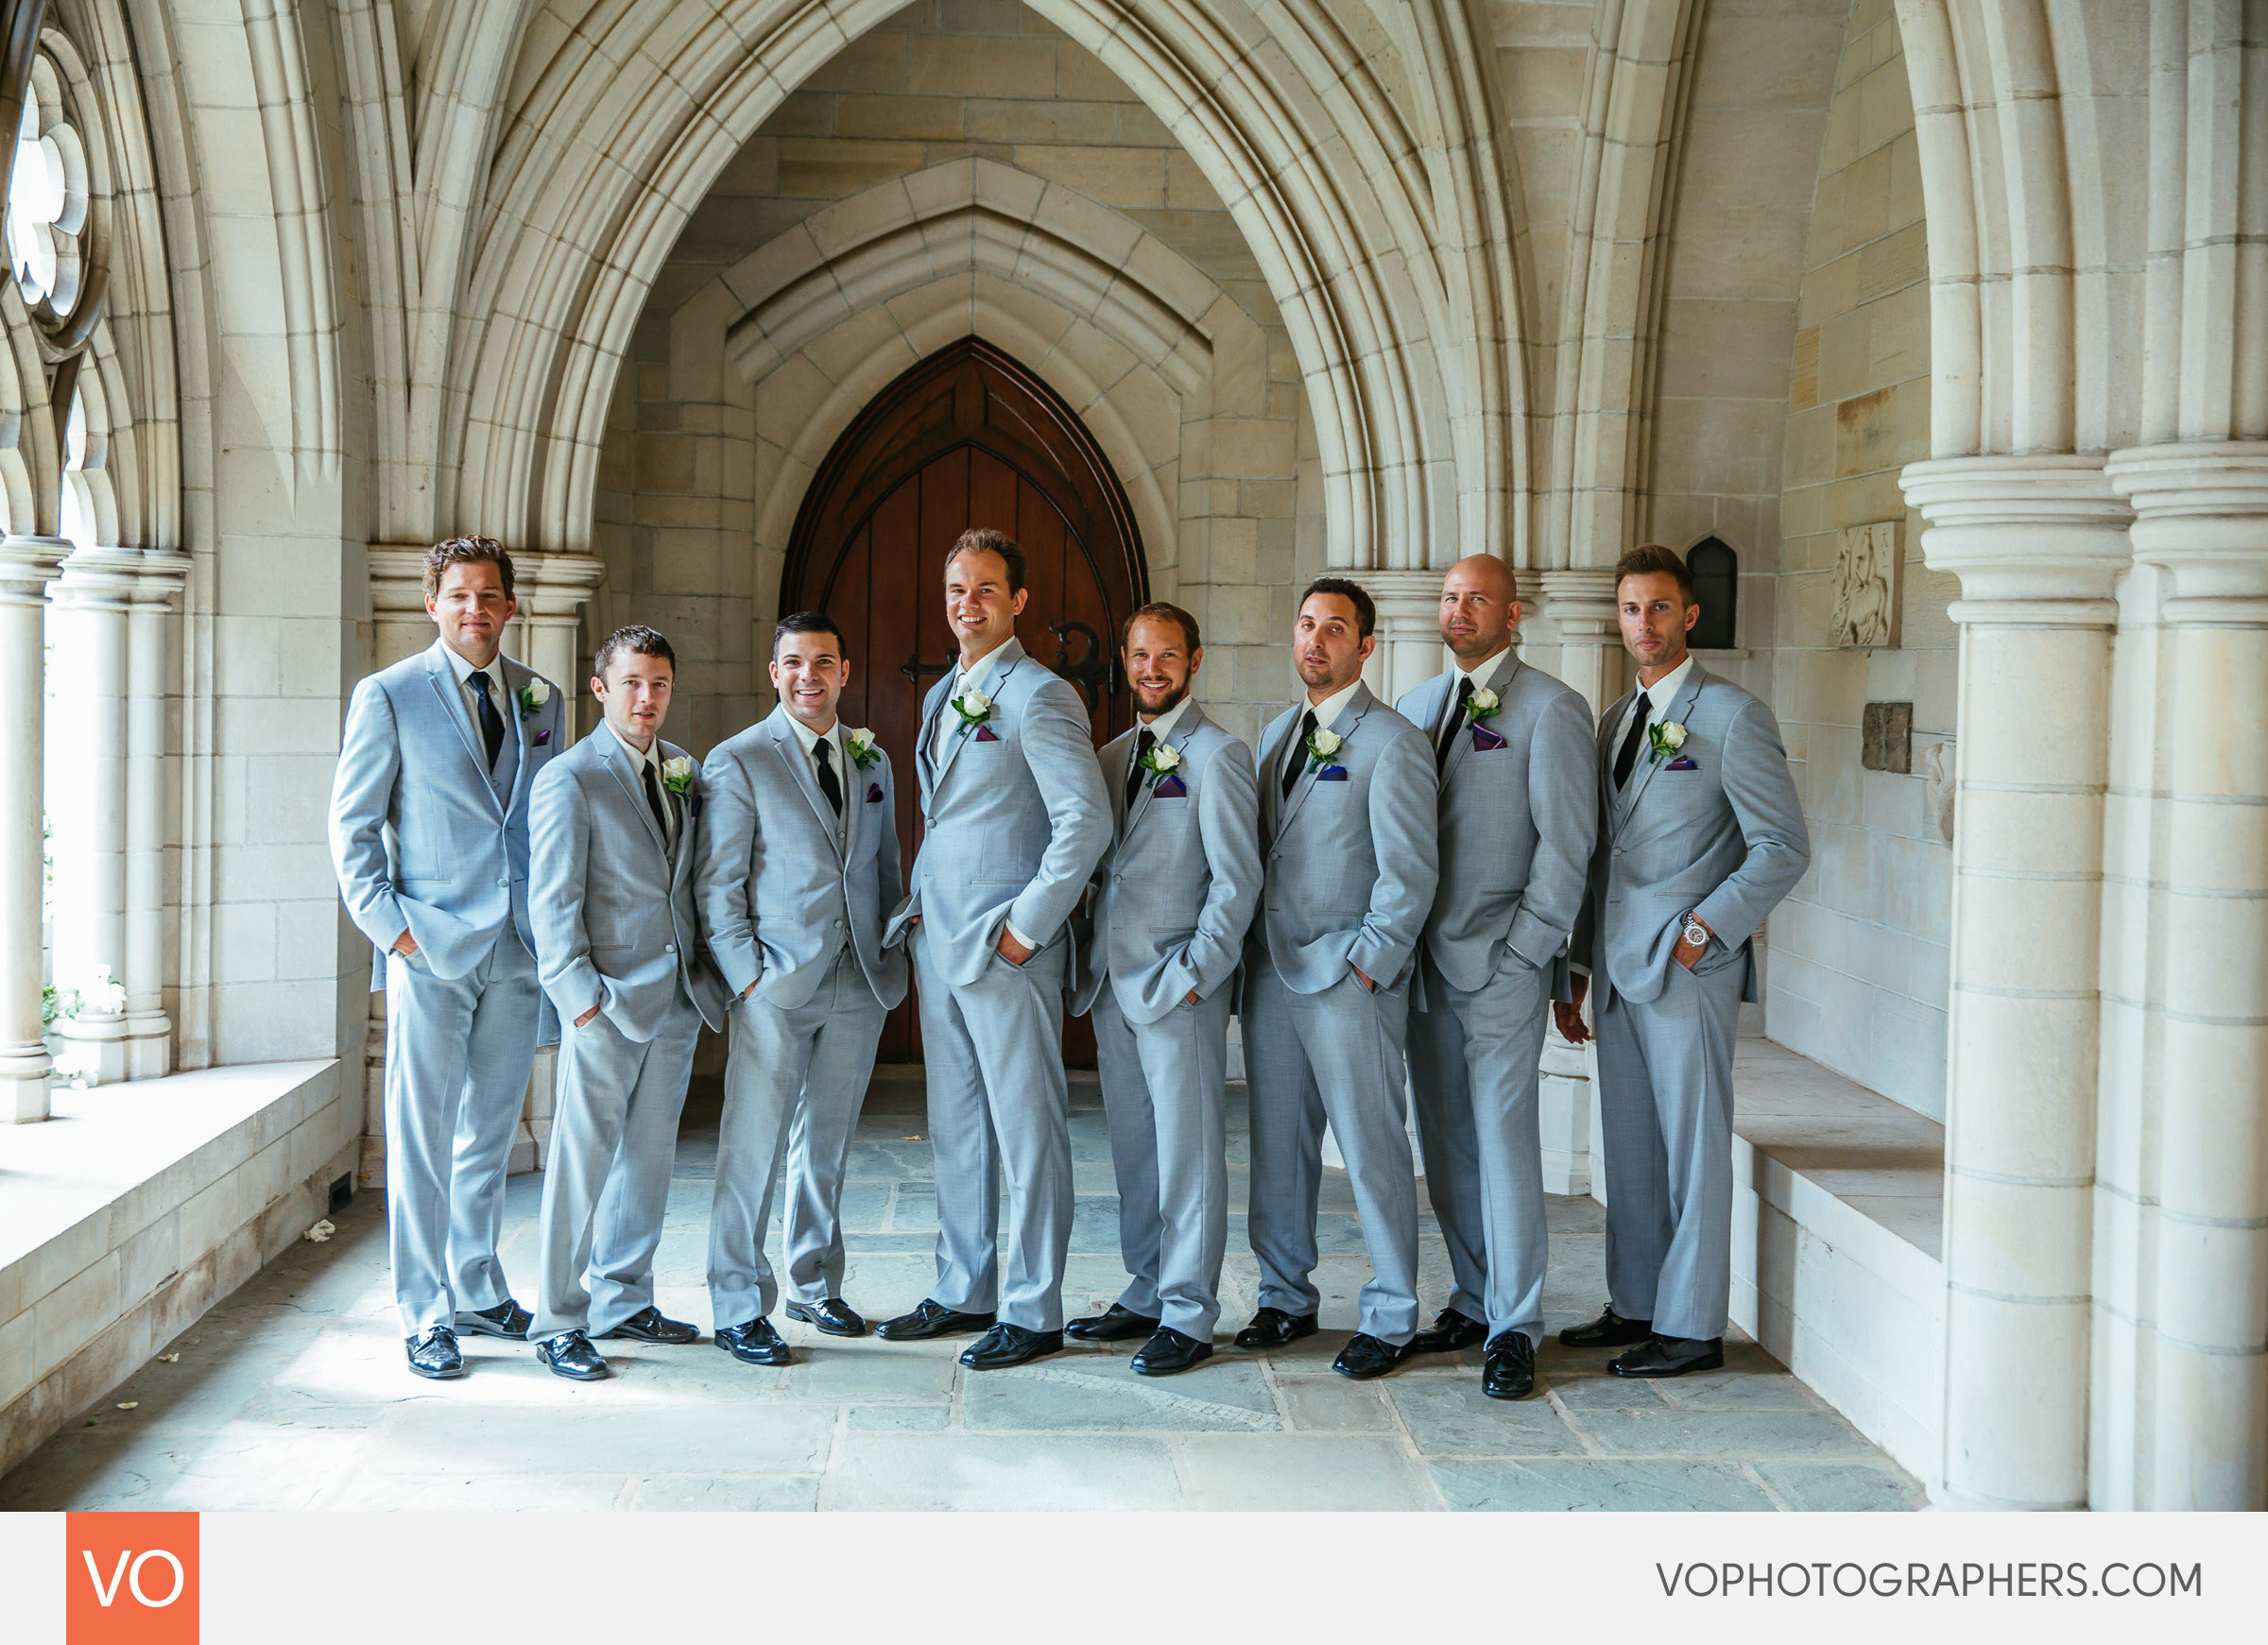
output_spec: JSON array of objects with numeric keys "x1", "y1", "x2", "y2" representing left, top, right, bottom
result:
[
  {"x1": 1092, "y1": 985, "x2": 1231, "y2": 1340},
  {"x1": 1406, "y1": 953, "x2": 1554, "y2": 1347},
  {"x1": 913, "y1": 925, "x2": 1074, "y2": 1331},
  {"x1": 532, "y1": 997, "x2": 702, "y2": 1339},
  {"x1": 1595, "y1": 958, "x2": 1746, "y2": 1340},
  {"x1": 382, "y1": 932, "x2": 540, "y2": 1335},
  {"x1": 1243, "y1": 967, "x2": 1421, "y2": 1344},
  {"x1": 709, "y1": 951, "x2": 885, "y2": 1327}
]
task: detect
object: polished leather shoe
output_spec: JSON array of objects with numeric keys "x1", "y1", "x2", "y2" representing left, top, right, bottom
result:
[
  {"x1": 1407, "y1": 1306, "x2": 1486, "y2": 1355},
  {"x1": 784, "y1": 1297, "x2": 867, "y2": 1337},
  {"x1": 405, "y1": 1325, "x2": 465, "y2": 1380},
  {"x1": 537, "y1": 1329, "x2": 610, "y2": 1381},
  {"x1": 455, "y1": 1299, "x2": 532, "y2": 1340},
  {"x1": 1333, "y1": 1332, "x2": 1413, "y2": 1380},
  {"x1": 875, "y1": 1298, "x2": 995, "y2": 1341},
  {"x1": 1483, "y1": 1330, "x2": 1538, "y2": 1400},
  {"x1": 958, "y1": 1323, "x2": 1064, "y2": 1370},
  {"x1": 1558, "y1": 1305, "x2": 1654, "y2": 1348},
  {"x1": 715, "y1": 1317, "x2": 792, "y2": 1366},
  {"x1": 1609, "y1": 1335, "x2": 1725, "y2": 1379},
  {"x1": 1064, "y1": 1303, "x2": 1160, "y2": 1343},
  {"x1": 1130, "y1": 1327, "x2": 1212, "y2": 1377},
  {"x1": 1232, "y1": 1308, "x2": 1319, "y2": 1350},
  {"x1": 601, "y1": 1306, "x2": 700, "y2": 1345}
]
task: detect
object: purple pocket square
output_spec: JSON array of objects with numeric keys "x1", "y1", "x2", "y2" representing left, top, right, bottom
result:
[
  {"x1": 1469, "y1": 724, "x2": 1507, "y2": 751},
  {"x1": 1316, "y1": 764, "x2": 1349, "y2": 782},
  {"x1": 1666, "y1": 755, "x2": 1699, "y2": 770},
  {"x1": 973, "y1": 724, "x2": 1000, "y2": 742},
  {"x1": 689, "y1": 792, "x2": 704, "y2": 817},
  {"x1": 1153, "y1": 774, "x2": 1189, "y2": 797},
  {"x1": 533, "y1": 728, "x2": 551, "y2": 746},
  {"x1": 866, "y1": 782, "x2": 885, "y2": 803}
]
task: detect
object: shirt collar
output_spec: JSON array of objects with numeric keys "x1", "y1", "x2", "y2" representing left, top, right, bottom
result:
[
  {"x1": 1638, "y1": 655, "x2": 1696, "y2": 716},
  {"x1": 1303, "y1": 677, "x2": 1365, "y2": 734},
  {"x1": 607, "y1": 723, "x2": 660, "y2": 775},
  {"x1": 784, "y1": 711, "x2": 842, "y2": 759},
  {"x1": 1138, "y1": 696, "x2": 1194, "y2": 739},
  {"x1": 954, "y1": 638, "x2": 1014, "y2": 691},
  {"x1": 440, "y1": 640, "x2": 506, "y2": 686},
  {"x1": 1455, "y1": 647, "x2": 1513, "y2": 689}
]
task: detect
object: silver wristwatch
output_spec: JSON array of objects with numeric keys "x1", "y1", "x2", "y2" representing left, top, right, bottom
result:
[{"x1": 1681, "y1": 913, "x2": 1710, "y2": 949}]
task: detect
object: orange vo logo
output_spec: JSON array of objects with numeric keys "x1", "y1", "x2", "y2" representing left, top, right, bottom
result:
[{"x1": 66, "y1": 1513, "x2": 198, "y2": 1643}]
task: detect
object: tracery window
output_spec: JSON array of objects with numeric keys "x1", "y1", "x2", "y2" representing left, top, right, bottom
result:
[{"x1": 1686, "y1": 536, "x2": 1738, "y2": 651}]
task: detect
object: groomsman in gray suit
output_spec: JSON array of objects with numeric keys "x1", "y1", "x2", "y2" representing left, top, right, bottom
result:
[
  {"x1": 1397, "y1": 556, "x2": 1597, "y2": 1400},
  {"x1": 695, "y1": 611, "x2": 907, "y2": 1367},
  {"x1": 876, "y1": 528, "x2": 1110, "y2": 1370},
  {"x1": 1068, "y1": 603, "x2": 1262, "y2": 1376},
  {"x1": 1241, "y1": 578, "x2": 1439, "y2": 1380},
  {"x1": 526, "y1": 625, "x2": 730, "y2": 1380},
  {"x1": 1559, "y1": 544, "x2": 1809, "y2": 1378},
  {"x1": 330, "y1": 537, "x2": 565, "y2": 1380}
]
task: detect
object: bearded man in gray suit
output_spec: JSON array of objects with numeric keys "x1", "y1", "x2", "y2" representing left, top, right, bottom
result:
[
  {"x1": 1241, "y1": 578, "x2": 1439, "y2": 1381},
  {"x1": 1559, "y1": 544, "x2": 1810, "y2": 1379},
  {"x1": 526, "y1": 625, "x2": 730, "y2": 1381},
  {"x1": 1397, "y1": 556, "x2": 1597, "y2": 1400},
  {"x1": 876, "y1": 528, "x2": 1111, "y2": 1370},
  {"x1": 330, "y1": 537, "x2": 566, "y2": 1381},
  {"x1": 1068, "y1": 603, "x2": 1262, "y2": 1377},
  {"x1": 695, "y1": 611, "x2": 907, "y2": 1368}
]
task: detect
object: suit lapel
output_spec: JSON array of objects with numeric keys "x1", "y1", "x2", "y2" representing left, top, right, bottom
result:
[
  {"x1": 600, "y1": 733, "x2": 670, "y2": 861},
  {"x1": 768, "y1": 711, "x2": 843, "y2": 851},
  {"x1": 1440, "y1": 653, "x2": 1521, "y2": 789},
  {"x1": 1125, "y1": 706, "x2": 1203, "y2": 836},
  {"x1": 1618, "y1": 666, "x2": 1706, "y2": 823},
  {"x1": 499, "y1": 656, "x2": 537, "y2": 818},
  {"x1": 425, "y1": 643, "x2": 507, "y2": 819},
  {"x1": 1280, "y1": 686, "x2": 1369, "y2": 836},
  {"x1": 934, "y1": 639, "x2": 1022, "y2": 794},
  {"x1": 915, "y1": 671, "x2": 954, "y2": 803}
]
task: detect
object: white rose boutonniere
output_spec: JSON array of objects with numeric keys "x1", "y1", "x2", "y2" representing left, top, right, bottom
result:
[
  {"x1": 952, "y1": 689, "x2": 992, "y2": 730},
  {"x1": 1467, "y1": 686, "x2": 1501, "y2": 721},
  {"x1": 516, "y1": 678, "x2": 550, "y2": 718},
  {"x1": 661, "y1": 755, "x2": 696, "y2": 796},
  {"x1": 1304, "y1": 725, "x2": 1344, "y2": 769},
  {"x1": 1138, "y1": 740, "x2": 1182, "y2": 777},
  {"x1": 846, "y1": 727, "x2": 881, "y2": 769},
  {"x1": 1647, "y1": 720, "x2": 1689, "y2": 763}
]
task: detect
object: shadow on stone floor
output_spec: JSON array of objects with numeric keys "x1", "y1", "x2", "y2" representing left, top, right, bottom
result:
[{"x1": 0, "y1": 1073, "x2": 1923, "y2": 1512}]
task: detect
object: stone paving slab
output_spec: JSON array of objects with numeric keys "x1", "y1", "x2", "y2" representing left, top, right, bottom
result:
[{"x1": 0, "y1": 1075, "x2": 1921, "y2": 1512}]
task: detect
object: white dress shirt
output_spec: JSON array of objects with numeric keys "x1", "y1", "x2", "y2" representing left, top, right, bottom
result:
[
  {"x1": 931, "y1": 638, "x2": 1035, "y2": 954},
  {"x1": 1613, "y1": 654, "x2": 1696, "y2": 752},
  {"x1": 1301, "y1": 677, "x2": 1365, "y2": 739},
  {"x1": 784, "y1": 711, "x2": 850, "y2": 840},
  {"x1": 1125, "y1": 694, "x2": 1193, "y2": 795},
  {"x1": 609, "y1": 724, "x2": 677, "y2": 852},
  {"x1": 441, "y1": 640, "x2": 513, "y2": 762},
  {"x1": 1437, "y1": 645, "x2": 1513, "y2": 748}
]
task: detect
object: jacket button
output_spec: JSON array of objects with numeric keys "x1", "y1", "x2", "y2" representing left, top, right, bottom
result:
[
  {"x1": 664, "y1": 943, "x2": 676, "y2": 955},
  {"x1": 498, "y1": 876, "x2": 511, "y2": 887}
]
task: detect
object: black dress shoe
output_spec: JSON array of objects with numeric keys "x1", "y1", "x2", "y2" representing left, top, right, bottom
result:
[
  {"x1": 715, "y1": 1317, "x2": 792, "y2": 1366},
  {"x1": 1332, "y1": 1332, "x2": 1413, "y2": 1380},
  {"x1": 600, "y1": 1306, "x2": 700, "y2": 1345},
  {"x1": 1130, "y1": 1328, "x2": 1212, "y2": 1377},
  {"x1": 537, "y1": 1329, "x2": 610, "y2": 1381},
  {"x1": 405, "y1": 1325, "x2": 465, "y2": 1380},
  {"x1": 1609, "y1": 1335, "x2": 1725, "y2": 1379},
  {"x1": 1483, "y1": 1330, "x2": 1537, "y2": 1400},
  {"x1": 1232, "y1": 1308, "x2": 1319, "y2": 1350},
  {"x1": 875, "y1": 1299, "x2": 995, "y2": 1341},
  {"x1": 1558, "y1": 1305, "x2": 1654, "y2": 1348},
  {"x1": 455, "y1": 1299, "x2": 532, "y2": 1340},
  {"x1": 1407, "y1": 1306, "x2": 1486, "y2": 1355},
  {"x1": 958, "y1": 1323, "x2": 1064, "y2": 1370},
  {"x1": 1065, "y1": 1303, "x2": 1161, "y2": 1343},
  {"x1": 784, "y1": 1298, "x2": 867, "y2": 1337}
]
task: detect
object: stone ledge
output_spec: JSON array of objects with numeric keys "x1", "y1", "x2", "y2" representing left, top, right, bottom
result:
[{"x1": 0, "y1": 1060, "x2": 352, "y2": 1478}]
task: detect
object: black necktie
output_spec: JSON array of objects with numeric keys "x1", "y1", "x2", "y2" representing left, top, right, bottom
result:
[
  {"x1": 1614, "y1": 693, "x2": 1652, "y2": 790},
  {"x1": 1282, "y1": 710, "x2": 1315, "y2": 799},
  {"x1": 642, "y1": 757, "x2": 670, "y2": 840},
  {"x1": 1125, "y1": 727, "x2": 1153, "y2": 808},
  {"x1": 469, "y1": 669, "x2": 505, "y2": 771},
  {"x1": 1437, "y1": 676, "x2": 1473, "y2": 771},
  {"x1": 815, "y1": 736, "x2": 843, "y2": 816}
]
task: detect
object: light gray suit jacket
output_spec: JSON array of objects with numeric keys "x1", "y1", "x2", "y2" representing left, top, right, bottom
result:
[
  {"x1": 1071, "y1": 702, "x2": 1263, "y2": 1025},
  {"x1": 1397, "y1": 654, "x2": 1598, "y2": 1000},
  {"x1": 884, "y1": 635, "x2": 1111, "y2": 988},
  {"x1": 330, "y1": 639, "x2": 566, "y2": 1026},
  {"x1": 1247, "y1": 683, "x2": 1439, "y2": 996},
  {"x1": 530, "y1": 730, "x2": 731, "y2": 1042},
  {"x1": 1569, "y1": 665, "x2": 1810, "y2": 1008},
  {"x1": 696, "y1": 705, "x2": 909, "y2": 1013}
]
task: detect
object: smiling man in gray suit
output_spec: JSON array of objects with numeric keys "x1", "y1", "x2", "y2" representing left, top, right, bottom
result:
[
  {"x1": 330, "y1": 537, "x2": 566, "y2": 1381},
  {"x1": 526, "y1": 625, "x2": 730, "y2": 1380},
  {"x1": 1397, "y1": 556, "x2": 1597, "y2": 1400},
  {"x1": 1559, "y1": 544, "x2": 1810, "y2": 1379},
  {"x1": 1068, "y1": 603, "x2": 1262, "y2": 1377},
  {"x1": 695, "y1": 611, "x2": 907, "y2": 1368},
  {"x1": 1241, "y1": 577, "x2": 1439, "y2": 1380},
  {"x1": 876, "y1": 528, "x2": 1111, "y2": 1370}
]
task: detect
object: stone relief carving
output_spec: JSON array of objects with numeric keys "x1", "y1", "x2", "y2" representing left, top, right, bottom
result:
[
  {"x1": 1923, "y1": 738, "x2": 1956, "y2": 846},
  {"x1": 1831, "y1": 521, "x2": 1900, "y2": 648}
]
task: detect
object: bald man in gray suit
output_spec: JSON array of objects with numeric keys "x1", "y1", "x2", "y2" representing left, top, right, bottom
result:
[
  {"x1": 1398, "y1": 557, "x2": 1597, "y2": 1400},
  {"x1": 1562, "y1": 545, "x2": 1809, "y2": 1379}
]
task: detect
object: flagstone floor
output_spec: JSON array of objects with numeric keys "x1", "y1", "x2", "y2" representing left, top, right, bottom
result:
[{"x1": 2, "y1": 1071, "x2": 1920, "y2": 1511}]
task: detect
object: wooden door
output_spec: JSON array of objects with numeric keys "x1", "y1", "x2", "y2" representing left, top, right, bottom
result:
[{"x1": 782, "y1": 339, "x2": 1147, "y2": 1064}]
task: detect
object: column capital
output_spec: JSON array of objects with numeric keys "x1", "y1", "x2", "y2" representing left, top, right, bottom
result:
[
  {"x1": 2105, "y1": 440, "x2": 2268, "y2": 608},
  {"x1": 367, "y1": 545, "x2": 433, "y2": 618},
  {"x1": 129, "y1": 549, "x2": 192, "y2": 608},
  {"x1": 47, "y1": 544, "x2": 145, "y2": 611},
  {"x1": 516, "y1": 552, "x2": 608, "y2": 617},
  {"x1": 1901, "y1": 454, "x2": 2133, "y2": 623},
  {"x1": 1534, "y1": 568, "x2": 1621, "y2": 633},
  {"x1": 0, "y1": 533, "x2": 71, "y2": 607}
]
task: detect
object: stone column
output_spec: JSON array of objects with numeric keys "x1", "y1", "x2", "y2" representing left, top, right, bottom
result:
[
  {"x1": 45, "y1": 546, "x2": 143, "y2": 1086},
  {"x1": 121, "y1": 553, "x2": 190, "y2": 1077},
  {"x1": 1900, "y1": 455, "x2": 2133, "y2": 1510},
  {"x1": 0, "y1": 535, "x2": 71, "y2": 1122},
  {"x1": 2105, "y1": 441, "x2": 2268, "y2": 1510},
  {"x1": 1346, "y1": 567, "x2": 1447, "y2": 705}
]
